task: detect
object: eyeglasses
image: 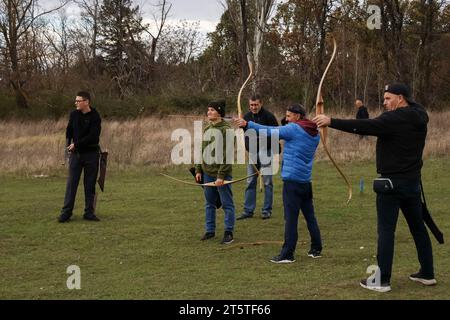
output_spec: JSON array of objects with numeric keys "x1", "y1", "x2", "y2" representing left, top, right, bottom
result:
[{"x1": 75, "y1": 100, "x2": 86, "y2": 103}]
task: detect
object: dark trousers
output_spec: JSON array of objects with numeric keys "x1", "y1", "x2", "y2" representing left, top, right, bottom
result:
[
  {"x1": 376, "y1": 178, "x2": 434, "y2": 283},
  {"x1": 280, "y1": 181, "x2": 322, "y2": 258},
  {"x1": 61, "y1": 151, "x2": 99, "y2": 216}
]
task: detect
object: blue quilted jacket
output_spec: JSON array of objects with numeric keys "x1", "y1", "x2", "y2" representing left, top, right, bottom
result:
[{"x1": 247, "y1": 121, "x2": 320, "y2": 183}]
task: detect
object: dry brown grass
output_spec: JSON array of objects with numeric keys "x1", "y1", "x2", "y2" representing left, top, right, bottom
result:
[{"x1": 0, "y1": 111, "x2": 449, "y2": 174}]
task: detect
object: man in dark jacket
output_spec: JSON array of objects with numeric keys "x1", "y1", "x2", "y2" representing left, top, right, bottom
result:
[
  {"x1": 58, "y1": 91, "x2": 102, "y2": 223},
  {"x1": 237, "y1": 94, "x2": 279, "y2": 220},
  {"x1": 355, "y1": 99, "x2": 369, "y2": 120},
  {"x1": 313, "y1": 83, "x2": 436, "y2": 292},
  {"x1": 355, "y1": 99, "x2": 369, "y2": 139}
]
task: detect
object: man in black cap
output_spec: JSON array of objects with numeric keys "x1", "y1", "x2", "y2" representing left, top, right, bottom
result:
[
  {"x1": 235, "y1": 103, "x2": 323, "y2": 262},
  {"x1": 313, "y1": 83, "x2": 436, "y2": 292}
]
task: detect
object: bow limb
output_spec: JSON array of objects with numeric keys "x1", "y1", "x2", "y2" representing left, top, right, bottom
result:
[
  {"x1": 161, "y1": 172, "x2": 257, "y2": 187},
  {"x1": 315, "y1": 37, "x2": 352, "y2": 204},
  {"x1": 315, "y1": 38, "x2": 337, "y2": 144},
  {"x1": 237, "y1": 54, "x2": 254, "y2": 119},
  {"x1": 237, "y1": 54, "x2": 263, "y2": 192}
]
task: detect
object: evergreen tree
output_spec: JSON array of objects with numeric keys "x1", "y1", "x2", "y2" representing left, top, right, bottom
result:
[{"x1": 98, "y1": 0, "x2": 145, "y2": 98}]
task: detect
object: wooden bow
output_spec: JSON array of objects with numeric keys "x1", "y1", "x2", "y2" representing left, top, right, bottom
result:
[
  {"x1": 237, "y1": 54, "x2": 254, "y2": 118},
  {"x1": 160, "y1": 172, "x2": 257, "y2": 187},
  {"x1": 315, "y1": 37, "x2": 352, "y2": 204},
  {"x1": 237, "y1": 54, "x2": 263, "y2": 191}
]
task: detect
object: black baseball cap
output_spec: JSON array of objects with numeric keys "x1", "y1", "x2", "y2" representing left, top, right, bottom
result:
[
  {"x1": 287, "y1": 103, "x2": 306, "y2": 116},
  {"x1": 384, "y1": 83, "x2": 414, "y2": 102}
]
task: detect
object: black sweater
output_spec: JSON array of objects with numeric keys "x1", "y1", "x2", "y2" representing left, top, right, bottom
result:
[
  {"x1": 66, "y1": 108, "x2": 102, "y2": 153},
  {"x1": 356, "y1": 106, "x2": 369, "y2": 119},
  {"x1": 243, "y1": 107, "x2": 279, "y2": 156},
  {"x1": 330, "y1": 103, "x2": 428, "y2": 179}
]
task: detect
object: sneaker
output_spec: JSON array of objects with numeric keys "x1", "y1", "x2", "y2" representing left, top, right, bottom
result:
[
  {"x1": 58, "y1": 213, "x2": 72, "y2": 223},
  {"x1": 360, "y1": 279, "x2": 392, "y2": 293},
  {"x1": 261, "y1": 212, "x2": 271, "y2": 220},
  {"x1": 307, "y1": 249, "x2": 322, "y2": 258},
  {"x1": 236, "y1": 213, "x2": 253, "y2": 220},
  {"x1": 83, "y1": 214, "x2": 100, "y2": 221},
  {"x1": 221, "y1": 231, "x2": 234, "y2": 244},
  {"x1": 270, "y1": 255, "x2": 296, "y2": 264},
  {"x1": 409, "y1": 272, "x2": 437, "y2": 286},
  {"x1": 201, "y1": 232, "x2": 215, "y2": 241}
]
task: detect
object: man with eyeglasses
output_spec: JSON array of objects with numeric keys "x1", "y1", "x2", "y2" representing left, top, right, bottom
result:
[
  {"x1": 237, "y1": 94, "x2": 279, "y2": 221},
  {"x1": 58, "y1": 91, "x2": 102, "y2": 223}
]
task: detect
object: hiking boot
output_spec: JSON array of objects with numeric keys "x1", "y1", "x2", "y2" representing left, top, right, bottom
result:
[
  {"x1": 201, "y1": 232, "x2": 215, "y2": 241},
  {"x1": 221, "y1": 231, "x2": 234, "y2": 244},
  {"x1": 270, "y1": 255, "x2": 296, "y2": 264},
  {"x1": 58, "y1": 213, "x2": 72, "y2": 223},
  {"x1": 360, "y1": 279, "x2": 391, "y2": 293},
  {"x1": 409, "y1": 271, "x2": 437, "y2": 286},
  {"x1": 261, "y1": 212, "x2": 271, "y2": 220},
  {"x1": 83, "y1": 214, "x2": 100, "y2": 222},
  {"x1": 307, "y1": 249, "x2": 322, "y2": 259},
  {"x1": 236, "y1": 213, "x2": 253, "y2": 220}
]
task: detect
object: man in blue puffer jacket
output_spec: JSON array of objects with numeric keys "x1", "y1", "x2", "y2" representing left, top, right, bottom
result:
[{"x1": 235, "y1": 104, "x2": 323, "y2": 263}]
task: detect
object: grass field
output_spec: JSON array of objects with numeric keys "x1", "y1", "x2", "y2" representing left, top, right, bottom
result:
[{"x1": 0, "y1": 158, "x2": 449, "y2": 300}]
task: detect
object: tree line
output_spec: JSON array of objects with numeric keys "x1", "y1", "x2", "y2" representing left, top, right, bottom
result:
[{"x1": 1, "y1": 0, "x2": 449, "y2": 119}]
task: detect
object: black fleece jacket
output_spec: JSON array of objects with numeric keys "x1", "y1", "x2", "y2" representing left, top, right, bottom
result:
[
  {"x1": 330, "y1": 103, "x2": 428, "y2": 179},
  {"x1": 66, "y1": 108, "x2": 102, "y2": 153},
  {"x1": 356, "y1": 106, "x2": 369, "y2": 119}
]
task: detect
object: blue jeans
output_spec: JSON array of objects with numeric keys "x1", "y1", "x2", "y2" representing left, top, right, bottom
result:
[
  {"x1": 280, "y1": 180, "x2": 322, "y2": 258},
  {"x1": 243, "y1": 164, "x2": 273, "y2": 215},
  {"x1": 203, "y1": 173, "x2": 235, "y2": 233},
  {"x1": 376, "y1": 177, "x2": 434, "y2": 283}
]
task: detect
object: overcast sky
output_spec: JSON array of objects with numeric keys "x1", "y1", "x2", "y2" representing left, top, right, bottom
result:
[
  {"x1": 43, "y1": 0, "x2": 286, "y2": 33},
  {"x1": 140, "y1": 0, "x2": 225, "y2": 33},
  {"x1": 43, "y1": 0, "x2": 226, "y2": 33}
]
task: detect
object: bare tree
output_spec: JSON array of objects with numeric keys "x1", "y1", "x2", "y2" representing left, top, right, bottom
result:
[
  {"x1": 42, "y1": 11, "x2": 74, "y2": 92},
  {"x1": 380, "y1": 0, "x2": 411, "y2": 80},
  {"x1": 224, "y1": 0, "x2": 250, "y2": 82},
  {"x1": 415, "y1": 0, "x2": 440, "y2": 105},
  {"x1": 0, "y1": 0, "x2": 68, "y2": 108},
  {"x1": 141, "y1": 0, "x2": 172, "y2": 64},
  {"x1": 136, "y1": 0, "x2": 172, "y2": 92},
  {"x1": 76, "y1": 0, "x2": 101, "y2": 76},
  {"x1": 315, "y1": 0, "x2": 332, "y2": 82},
  {"x1": 252, "y1": 0, "x2": 275, "y2": 92},
  {"x1": 158, "y1": 21, "x2": 205, "y2": 65}
]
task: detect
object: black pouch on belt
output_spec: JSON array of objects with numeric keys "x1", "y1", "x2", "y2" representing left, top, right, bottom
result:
[{"x1": 373, "y1": 178, "x2": 394, "y2": 194}]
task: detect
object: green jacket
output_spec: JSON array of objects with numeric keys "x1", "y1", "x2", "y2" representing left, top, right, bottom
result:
[{"x1": 195, "y1": 120, "x2": 233, "y2": 179}]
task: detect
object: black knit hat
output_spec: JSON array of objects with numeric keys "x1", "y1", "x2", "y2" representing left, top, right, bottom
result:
[
  {"x1": 287, "y1": 103, "x2": 306, "y2": 116},
  {"x1": 384, "y1": 83, "x2": 414, "y2": 102},
  {"x1": 208, "y1": 100, "x2": 226, "y2": 117}
]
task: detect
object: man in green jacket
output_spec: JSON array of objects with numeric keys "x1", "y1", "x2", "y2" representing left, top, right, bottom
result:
[{"x1": 195, "y1": 100, "x2": 236, "y2": 244}]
